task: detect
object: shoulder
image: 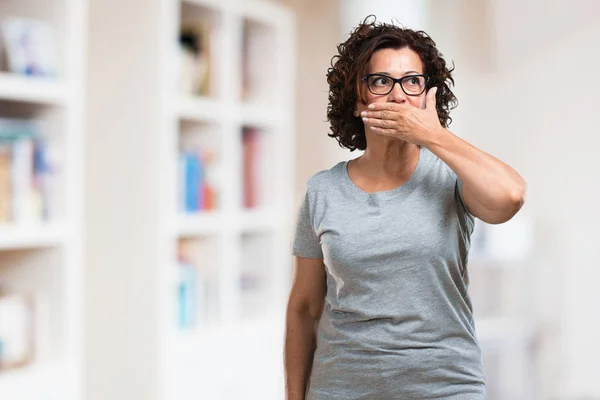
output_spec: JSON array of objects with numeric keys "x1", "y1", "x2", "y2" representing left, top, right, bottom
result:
[
  {"x1": 421, "y1": 147, "x2": 475, "y2": 231},
  {"x1": 420, "y1": 146, "x2": 457, "y2": 184},
  {"x1": 305, "y1": 161, "x2": 346, "y2": 193}
]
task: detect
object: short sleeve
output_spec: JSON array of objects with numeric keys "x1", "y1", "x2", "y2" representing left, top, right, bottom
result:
[
  {"x1": 455, "y1": 176, "x2": 476, "y2": 236},
  {"x1": 291, "y1": 190, "x2": 324, "y2": 258},
  {"x1": 444, "y1": 163, "x2": 475, "y2": 236}
]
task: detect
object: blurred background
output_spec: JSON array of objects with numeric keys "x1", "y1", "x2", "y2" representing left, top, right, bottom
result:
[{"x1": 0, "y1": 0, "x2": 598, "y2": 399}]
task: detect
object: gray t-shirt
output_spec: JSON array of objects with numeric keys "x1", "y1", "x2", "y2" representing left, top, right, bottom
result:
[{"x1": 292, "y1": 145, "x2": 487, "y2": 399}]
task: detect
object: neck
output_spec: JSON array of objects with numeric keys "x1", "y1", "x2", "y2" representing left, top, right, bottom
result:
[{"x1": 356, "y1": 138, "x2": 420, "y2": 179}]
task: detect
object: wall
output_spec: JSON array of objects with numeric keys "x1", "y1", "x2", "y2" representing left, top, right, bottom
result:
[
  {"x1": 340, "y1": 0, "x2": 429, "y2": 34},
  {"x1": 428, "y1": 1, "x2": 600, "y2": 398},
  {"x1": 276, "y1": 0, "x2": 344, "y2": 199},
  {"x1": 273, "y1": 0, "x2": 600, "y2": 397},
  {"x1": 319, "y1": 0, "x2": 600, "y2": 397}
]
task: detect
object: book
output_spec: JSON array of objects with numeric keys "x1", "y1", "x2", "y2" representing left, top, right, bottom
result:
[
  {"x1": 0, "y1": 144, "x2": 11, "y2": 222},
  {"x1": 200, "y1": 148, "x2": 218, "y2": 210},
  {"x1": 176, "y1": 239, "x2": 219, "y2": 328},
  {"x1": 0, "y1": 118, "x2": 54, "y2": 224},
  {"x1": 178, "y1": 147, "x2": 218, "y2": 213},
  {"x1": 242, "y1": 127, "x2": 262, "y2": 209},
  {"x1": 179, "y1": 19, "x2": 212, "y2": 96},
  {"x1": 177, "y1": 258, "x2": 197, "y2": 330},
  {"x1": 0, "y1": 291, "x2": 35, "y2": 371},
  {"x1": 11, "y1": 137, "x2": 34, "y2": 223}
]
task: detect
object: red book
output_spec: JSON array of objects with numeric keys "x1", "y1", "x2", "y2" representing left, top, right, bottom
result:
[
  {"x1": 242, "y1": 128, "x2": 259, "y2": 209},
  {"x1": 203, "y1": 184, "x2": 215, "y2": 210}
]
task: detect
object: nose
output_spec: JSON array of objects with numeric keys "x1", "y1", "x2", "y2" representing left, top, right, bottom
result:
[{"x1": 387, "y1": 81, "x2": 407, "y2": 104}]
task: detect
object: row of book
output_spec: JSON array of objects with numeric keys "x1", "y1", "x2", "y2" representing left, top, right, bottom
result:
[
  {"x1": 178, "y1": 147, "x2": 218, "y2": 213},
  {"x1": 179, "y1": 268, "x2": 268, "y2": 323},
  {"x1": 178, "y1": 17, "x2": 273, "y2": 102},
  {"x1": 176, "y1": 239, "x2": 219, "y2": 330},
  {"x1": 177, "y1": 261, "x2": 271, "y2": 327},
  {"x1": 0, "y1": 118, "x2": 58, "y2": 224}
]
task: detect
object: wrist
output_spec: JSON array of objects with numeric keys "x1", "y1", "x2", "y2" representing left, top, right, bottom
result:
[{"x1": 424, "y1": 126, "x2": 451, "y2": 149}]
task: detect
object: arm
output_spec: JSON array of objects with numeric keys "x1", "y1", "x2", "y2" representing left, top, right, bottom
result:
[
  {"x1": 425, "y1": 130, "x2": 527, "y2": 224},
  {"x1": 362, "y1": 88, "x2": 527, "y2": 224},
  {"x1": 285, "y1": 256, "x2": 327, "y2": 400}
]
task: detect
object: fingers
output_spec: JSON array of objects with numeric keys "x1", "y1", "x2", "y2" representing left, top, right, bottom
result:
[
  {"x1": 360, "y1": 110, "x2": 398, "y2": 120},
  {"x1": 367, "y1": 102, "x2": 409, "y2": 112},
  {"x1": 425, "y1": 87, "x2": 438, "y2": 110},
  {"x1": 362, "y1": 117, "x2": 394, "y2": 129}
]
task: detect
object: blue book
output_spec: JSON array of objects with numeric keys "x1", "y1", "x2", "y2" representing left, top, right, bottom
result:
[
  {"x1": 178, "y1": 153, "x2": 186, "y2": 213},
  {"x1": 177, "y1": 261, "x2": 197, "y2": 329},
  {"x1": 196, "y1": 152, "x2": 205, "y2": 210},
  {"x1": 184, "y1": 152, "x2": 199, "y2": 212},
  {"x1": 33, "y1": 139, "x2": 50, "y2": 219}
]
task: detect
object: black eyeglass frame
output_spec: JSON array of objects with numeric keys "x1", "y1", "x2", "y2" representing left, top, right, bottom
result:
[{"x1": 361, "y1": 73, "x2": 429, "y2": 96}]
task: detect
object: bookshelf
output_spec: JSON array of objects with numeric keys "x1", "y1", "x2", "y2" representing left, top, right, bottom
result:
[
  {"x1": 0, "y1": 223, "x2": 68, "y2": 250},
  {"x1": 0, "y1": 0, "x2": 86, "y2": 400},
  {"x1": 157, "y1": 0, "x2": 295, "y2": 399},
  {"x1": 0, "y1": 73, "x2": 67, "y2": 105}
]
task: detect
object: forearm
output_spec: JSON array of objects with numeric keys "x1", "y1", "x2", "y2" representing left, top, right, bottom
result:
[
  {"x1": 285, "y1": 308, "x2": 318, "y2": 400},
  {"x1": 426, "y1": 128, "x2": 527, "y2": 214}
]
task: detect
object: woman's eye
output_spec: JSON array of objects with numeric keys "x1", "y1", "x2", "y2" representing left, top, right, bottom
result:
[
  {"x1": 407, "y1": 77, "x2": 419, "y2": 85},
  {"x1": 373, "y1": 77, "x2": 389, "y2": 86}
]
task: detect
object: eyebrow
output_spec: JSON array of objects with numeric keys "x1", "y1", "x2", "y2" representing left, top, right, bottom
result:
[{"x1": 372, "y1": 71, "x2": 423, "y2": 76}]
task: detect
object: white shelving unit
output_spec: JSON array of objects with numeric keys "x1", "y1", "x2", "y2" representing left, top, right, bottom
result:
[
  {"x1": 0, "y1": 73, "x2": 67, "y2": 105},
  {"x1": 0, "y1": 223, "x2": 69, "y2": 250},
  {"x1": 157, "y1": 0, "x2": 295, "y2": 399},
  {"x1": 0, "y1": 0, "x2": 86, "y2": 399}
]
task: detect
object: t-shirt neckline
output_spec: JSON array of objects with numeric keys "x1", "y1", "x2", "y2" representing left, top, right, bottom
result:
[{"x1": 341, "y1": 145, "x2": 431, "y2": 201}]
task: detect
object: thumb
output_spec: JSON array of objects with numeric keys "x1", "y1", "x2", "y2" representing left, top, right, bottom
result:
[{"x1": 426, "y1": 87, "x2": 438, "y2": 110}]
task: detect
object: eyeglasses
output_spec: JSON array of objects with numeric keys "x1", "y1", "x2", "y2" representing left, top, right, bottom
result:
[{"x1": 362, "y1": 73, "x2": 428, "y2": 96}]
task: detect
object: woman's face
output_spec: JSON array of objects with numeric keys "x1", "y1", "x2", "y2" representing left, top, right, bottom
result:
[{"x1": 356, "y1": 47, "x2": 426, "y2": 116}]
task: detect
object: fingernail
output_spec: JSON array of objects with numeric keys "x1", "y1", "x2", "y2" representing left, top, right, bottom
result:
[
  {"x1": 360, "y1": 111, "x2": 367, "y2": 117},
  {"x1": 368, "y1": 104, "x2": 375, "y2": 109},
  {"x1": 362, "y1": 117, "x2": 369, "y2": 122}
]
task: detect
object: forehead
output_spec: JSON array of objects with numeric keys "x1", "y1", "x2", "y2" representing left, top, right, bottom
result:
[{"x1": 367, "y1": 47, "x2": 424, "y2": 74}]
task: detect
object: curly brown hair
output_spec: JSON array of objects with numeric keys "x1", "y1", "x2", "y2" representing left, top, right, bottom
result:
[{"x1": 326, "y1": 16, "x2": 457, "y2": 151}]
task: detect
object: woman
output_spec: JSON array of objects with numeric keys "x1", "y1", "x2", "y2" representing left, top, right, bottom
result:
[{"x1": 284, "y1": 16, "x2": 527, "y2": 400}]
